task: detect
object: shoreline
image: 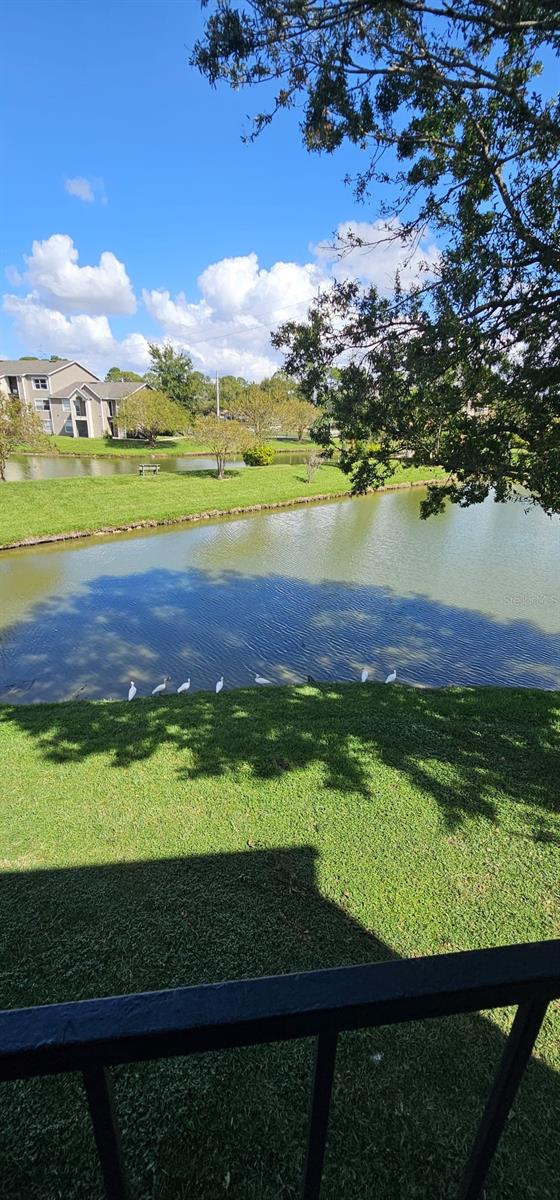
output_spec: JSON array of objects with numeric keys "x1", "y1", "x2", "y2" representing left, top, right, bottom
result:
[
  {"x1": 0, "y1": 476, "x2": 437, "y2": 551},
  {"x1": 11, "y1": 443, "x2": 314, "y2": 462}
]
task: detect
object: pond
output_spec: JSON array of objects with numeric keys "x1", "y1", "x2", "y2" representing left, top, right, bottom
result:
[
  {"x1": 4, "y1": 450, "x2": 309, "y2": 482},
  {"x1": 0, "y1": 488, "x2": 559, "y2": 702}
]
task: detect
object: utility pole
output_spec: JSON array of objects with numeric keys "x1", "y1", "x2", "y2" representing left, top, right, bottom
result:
[{"x1": 216, "y1": 371, "x2": 220, "y2": 418}]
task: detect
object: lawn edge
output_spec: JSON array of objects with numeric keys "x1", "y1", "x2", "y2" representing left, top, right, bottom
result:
[{"x1": 0, "y1": 477, "x2": 440, "y2": 550}]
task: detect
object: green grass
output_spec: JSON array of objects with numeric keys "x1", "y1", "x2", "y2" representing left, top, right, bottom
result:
[
  {"x1": 0, "y1": 684, "x2": 559, "y2": 1199},
  {"x1": 18, "y1": 434, "x2": 317, "y2": 458},
  {"x1": 0, "y1": 462, "x2": 443, "y2": 547}
]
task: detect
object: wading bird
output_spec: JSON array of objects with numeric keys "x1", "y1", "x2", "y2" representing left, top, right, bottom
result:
[
  {"x1": 177, "y1": 679, "x2": 191, "y2": 694},
  {"x1": 255, "y1": 674, "x2": 272, "y2": 685},
  {"x1": 385, "y1": 669, "x2": 397, "y2": 684},
  {"x1": 152, "y1": 676, "x2": 171, "y2": 696},
  {"x1": 361, "y1": 668, "x2": 369, "y2": 683},
  {"x1": 216, "y1": 676, "x2": 224, "y2": 693},
  {"x1": 128, "y1": 681, "x2": 137, "y2": 701}
]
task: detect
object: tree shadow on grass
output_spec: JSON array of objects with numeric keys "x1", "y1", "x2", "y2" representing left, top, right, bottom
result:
[
  {"x1": 2, "y1": 681, "x2": 559, "y2": 836},
  {"x1": 0, "y1": 845, "x2": 558, "y2": 1200},
  {"x1": 0, "y1": 565, "x2": 559, "y2": 832}
]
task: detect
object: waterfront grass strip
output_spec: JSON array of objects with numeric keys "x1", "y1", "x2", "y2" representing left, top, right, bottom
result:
[
  {"x1": 0, "y1": 463, "x2": 443, "y2": 548},
  {"x1": 0, "y1": 683, "x2": 559, "y2": 1198}
]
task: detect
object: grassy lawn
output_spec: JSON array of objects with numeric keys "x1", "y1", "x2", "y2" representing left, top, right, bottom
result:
[
  {"x1": 0, "y1": 462, "x2": 443, "y2": 547},
  {"x1": 17, "y1": 434, "x2": 317, "y2": 458},
  {"x1": 0, "y1": 683, "x2": 559, "y2": 1199}
]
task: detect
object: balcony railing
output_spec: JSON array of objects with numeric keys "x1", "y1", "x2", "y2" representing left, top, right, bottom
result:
[{"x1": 0, "y1": 940, "x2": 559, "y2": 1199}]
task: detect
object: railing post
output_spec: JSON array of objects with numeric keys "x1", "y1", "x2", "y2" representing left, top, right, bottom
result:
[
  {"x1": 301, "y1": 1031, "x2": 338, "y2": 1200},
  {"x1": 458, "y1": 999, "x2": 549, "y2": 1200},
  {"x1": 83, "y1": 1065, "x2": 129, "y2": 1200}
]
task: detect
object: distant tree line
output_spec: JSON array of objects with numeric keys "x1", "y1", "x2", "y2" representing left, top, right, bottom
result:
[{"x1": 105, "y1": 343, "x2": 319, "y2": 442}]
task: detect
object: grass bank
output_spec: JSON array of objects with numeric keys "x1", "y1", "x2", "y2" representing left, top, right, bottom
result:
[
  {"x1": 0, "y1": 462, "x2": 443, "y2": 548},
  {"x1": 17, "y1": 434, "x2": 317, "y2": 458},
  {"x1": 0, "y1": 683, "x2": 558, "y2": 1199}
]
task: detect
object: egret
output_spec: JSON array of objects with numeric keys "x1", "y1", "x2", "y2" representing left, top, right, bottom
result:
[
  {"x1": 255, "y1": 674, "x2": 272, "y2": 685},
  {"x1": 177, "y1": 679, "x2": 191, "y2": 694},
  {"x1": 152, "y1": 676, "x2": 171, "y2": 696},
  {"x1": 128, "y1": 681, "x2": 137, "y2": 701},
  {"x1": 385, "y1": 669, "x2": 397, "y2": 684},
  {"x1": 361, "y1": 668, "x2": 369, "y2": 683},
  {"x1": 216, "y1": 676, "x2": 224, "y2": 693}
]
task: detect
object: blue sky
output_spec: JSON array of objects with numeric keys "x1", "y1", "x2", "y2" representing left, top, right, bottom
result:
[{"x1": 0, "y1": 0, "x2": 435, "y2": 378}]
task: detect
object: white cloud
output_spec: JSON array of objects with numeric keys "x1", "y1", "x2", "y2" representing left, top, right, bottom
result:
[
  {"x1": 23, "y1": 235, "x2": 136, "y2": 315},
  {"x1": 143, "y1": 252, "x2": 324, "y2": 379},
  {"x1": 313, "y1": 219, "x2": 440, "y2": 293},
  {"x1": 4, "y1": 265, "x2": 22, "y2": 286},
  {"x1": 2, "y1": 222, "x2": 438, "y2": 381},
  {"x1": 3, "y1": 295, "x2": 150, "y2": 376},
  {"x1": 65, "y1": 176, "x2": 95, "y2": 203}
]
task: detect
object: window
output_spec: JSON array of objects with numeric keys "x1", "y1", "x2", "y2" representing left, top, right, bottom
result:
[
  {"x1": 62, "y1": 418, "x2": 74, "y2": 436},
  {"x1": 7, "y1": 376, "x2": 18, "y2": 396},
  {"x1": 33, "y1": 377, "x2": 48, "y2": 390},
  {"x1": 74, "y1": 397, "x2": 87, "y2": 417},
  {"x1": 41, "y1": 417, "x2": 53, "y2": 434},
  {"x1": 34, "y1": 398, "x2": 50, "y2": 412},
  {"x1": 62, "y1": 399, "x2": 71, "y2": 412}
]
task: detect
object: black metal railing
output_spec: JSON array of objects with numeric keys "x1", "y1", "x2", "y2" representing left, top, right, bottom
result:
[{"x1": 1, "y1": 940, "x2": 559, "y2": 1199}]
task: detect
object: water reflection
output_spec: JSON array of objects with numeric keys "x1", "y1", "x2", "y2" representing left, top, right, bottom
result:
[
  {"x1": 0, "y1": 490, "x2": 558, "y2": 702},
  {"x1": 4, "y1": 450, "x2": 308, "y2": 481}
]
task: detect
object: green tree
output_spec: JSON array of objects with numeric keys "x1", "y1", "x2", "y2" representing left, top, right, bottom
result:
[
  {"x1": 279, "y1": 397, "x2": 317, "y2": 441},
  {"x1": 218, "y1": 375, "x2": 249, "y2": 412},
  {"x1": 190, "y1": 371, "x2": 216, "y2": 413},
  {"x1": 0, "y1": 394, "x2": 44, "y2": 481},
  {"x1": 195, "y1": 414, "x2": 249, "y2": 479},
  {"x1": 105, "y1": 366, "x2": 144, "y2": 382},
  {"x1": 146, "y1": 343, "x2": 199, "y2": 415},
  {"x1": 193, "y1": 3, "x2": 560, "y2": 516},
  {"x1": 117, "y1": 388, "x2": 188, "y2": 446},
  {"x1": 230, "y1": 383, "x2": 282, "y2": 440}
]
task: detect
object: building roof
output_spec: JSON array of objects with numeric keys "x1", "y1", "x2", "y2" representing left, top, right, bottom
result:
[
  {"x1": 50, "y1": 381, "x2": 146, "y2": 401},
  {"x1": 85, "y1": 381, "x2": 146, "y2": 400},
  {"x1": 0, "y1": 358, "x2": 74, "y2": 377},
  {"x1": 50, "y1": 383, "x2": 85, "y2": 398}
]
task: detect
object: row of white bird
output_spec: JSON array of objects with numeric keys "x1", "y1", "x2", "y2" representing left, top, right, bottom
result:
[{"x1": 127, "y1": 667, "x2": 397, "y2": 701}]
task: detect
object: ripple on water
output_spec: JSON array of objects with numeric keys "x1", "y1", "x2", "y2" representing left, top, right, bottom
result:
[{"x1": 0, "y1": 490, "x2": 559, "y2": 702}]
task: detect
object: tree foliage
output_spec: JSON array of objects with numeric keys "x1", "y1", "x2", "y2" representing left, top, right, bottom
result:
[
  {"x1": 146, "y1": 343, "x2": 199, "y2": 415},
  {"x1": 117, "y1": 388, "x2": 188, "y2": 446},
  {"x1": 105, "y1": 366, "x2": 144, "y2": 382},
  {"x1": 196, "y1": 414, "x2": 249, "y2": 478},
  {"x1": 280, "y1": 396, "x2": 318, "y2": 440},
  {"x1": 0, "y1": 395, "x2": 44, "y2": 481},
  {"x1": 193, "y1": 2, "x2": 560, "y2": 515},
  {"x1": 230, "y1": 382, "x2": 283, "y2": 440}
]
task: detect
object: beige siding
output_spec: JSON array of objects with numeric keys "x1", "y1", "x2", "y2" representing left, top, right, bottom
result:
[
  {"x1": 49, "y1": 398, "x2": 74, "y2": 436},
  {"x1": 48, "y1": 363, "x2": 98, "y2": 391}
]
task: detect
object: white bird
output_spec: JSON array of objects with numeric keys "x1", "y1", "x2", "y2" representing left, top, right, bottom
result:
[
  {"x1": 152, "y1": 676, "x2": 171, "y2": 696},
  {"x1": 385, "y1": 669, "x2": 397, "y2": 684},
  {"x1": 128, "y1": 681, "x2": 137, "y2": 701},
  {"x1": 177, "y1": 679, "x2": 191, "y2": 694},
  {"x1": 361, "y1": 668, "x2": 369, "y2": 683},
  {"x1": 255, "y1": 674, "x2": 272, "y2": 685},
  {"x1": 215, "y1": 676, "x2": 224, "y2": 694}
]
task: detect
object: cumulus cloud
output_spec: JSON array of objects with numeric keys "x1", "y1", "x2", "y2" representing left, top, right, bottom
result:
[
  {"x1": 23, "y1": 235, "x2": 136, "y2": 315},
  {"x1": 3, "y1": 295, "x2": 150, "y2": 376},
  {"x1": 313, "y1": 219, "x2": 440, "y2": 292},
  {"x1": 65, "y1": 177, "x2": 95, "y2": 202},
  {"x1": 2, "y1": 221, "x2": 438, "y2": 380},
  {"x1": 143, "y1": 251, "x2": 324, "y2": 379}
]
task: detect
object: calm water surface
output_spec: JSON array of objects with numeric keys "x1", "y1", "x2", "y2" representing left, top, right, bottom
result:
[
  {"x1": 0, "y1": 489, "x2": 559, "y2": 702},
  {"x1": 5, "y1": 451, "x2": 308, "y2": 481}
]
